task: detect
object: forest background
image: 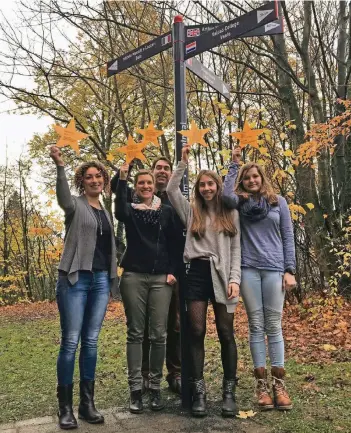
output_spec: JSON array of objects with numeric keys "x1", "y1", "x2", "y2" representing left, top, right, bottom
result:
[{"x1": 0, "y1": 0, "x2": 351, "y2": 306}]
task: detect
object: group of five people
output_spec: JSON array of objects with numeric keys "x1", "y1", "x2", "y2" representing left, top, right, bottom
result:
[{"x1": 49, "y1": 142, "x2": 296, "y2": 430}]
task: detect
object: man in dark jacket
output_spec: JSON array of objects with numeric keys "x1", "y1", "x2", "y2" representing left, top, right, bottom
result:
[{"x1": 111, "y1": 156, "x2": 183, "y2": 395}]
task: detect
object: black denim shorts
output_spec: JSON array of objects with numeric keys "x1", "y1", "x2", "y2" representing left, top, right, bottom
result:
[{"x1": 185, "y1": 259, "x2": 215, "y2": 302}]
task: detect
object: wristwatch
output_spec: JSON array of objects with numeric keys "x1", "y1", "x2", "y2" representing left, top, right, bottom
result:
[{"x1": 284, "y1": 267, "x2": 296, "y2": 275}]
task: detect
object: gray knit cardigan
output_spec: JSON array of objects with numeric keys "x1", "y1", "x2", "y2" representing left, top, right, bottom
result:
[
  {"x1": 56, "y1": 166, "x2": 117, "y2": 287},
  {"x1": 166, "y1": 161, "x2": 241, "y2": 312}
]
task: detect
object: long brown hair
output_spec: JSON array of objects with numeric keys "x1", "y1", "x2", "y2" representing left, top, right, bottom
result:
[
  {"x1": 235, "y1": 162, "x2": 278, "y2": 205},
  {"x1": 191, "y1": 170, "x2": 237, "y2": 238}
]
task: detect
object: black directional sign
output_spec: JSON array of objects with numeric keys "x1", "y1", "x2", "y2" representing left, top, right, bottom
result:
[
  {"x1": 186, "y1": 58, "x2": 231, "y2": 99},
  {"x1": 107, "y1": 32, "x2": 172, "y2": 77},
  {"x1": 186, "y1": 15, "x2": 283, "y2": 42},
  {"x1": 184, "y1": 0, "x2": 278, "y2": 59}
]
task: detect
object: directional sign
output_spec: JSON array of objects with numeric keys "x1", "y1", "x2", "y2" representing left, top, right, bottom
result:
[
  {"x1": 107, "y1": 32, "x2": 172, "y2": 76},
  {"x1": 186, "y1": 15, "x2": 283, "y2": 42},
  {"x1": 186, "y1": 58, "x2": 231, "y2": 99},
  {"x1": 184, "y1": 0, "x2": 278, "y2": 59}
]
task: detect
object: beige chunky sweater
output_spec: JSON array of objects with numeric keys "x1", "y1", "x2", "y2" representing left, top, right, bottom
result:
[{"x1": 166, "y1": 161, "x2": 241, "y2": 312}]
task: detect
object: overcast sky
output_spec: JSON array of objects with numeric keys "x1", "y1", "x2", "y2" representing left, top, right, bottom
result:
[{"x1": 0, "y1": 0, "x2": 53, "y2": 166}]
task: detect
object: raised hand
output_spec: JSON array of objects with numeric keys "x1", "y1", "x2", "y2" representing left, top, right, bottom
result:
[
  {"x1": 49, "y1": 146, "x2": 64, "y2": 166},
  {"x1": 181, "y1": 144, "x2": 191, "y2": 163},
  {"x1": 232, "y1": 146, "x2": 242, "y2": 164},
  {"x1": 119, "y1": 162, "x2": 129, "y2": 180}
]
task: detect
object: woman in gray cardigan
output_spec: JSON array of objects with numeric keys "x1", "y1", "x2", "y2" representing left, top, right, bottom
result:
[
  {"x1": 166, "y1": 145, "x2": 241, "y2": 418},
  {"x1": 50, "y1": 146, "x2": 117, "y2": 430}
]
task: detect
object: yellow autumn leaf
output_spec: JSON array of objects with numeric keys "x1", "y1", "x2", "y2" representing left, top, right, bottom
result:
[
  {"x1": 106, "y1": 153, "x2": 114, "y2": 162},
  {"x1": 263, "y1": 128, "x2": 272, "y2": 135},
  {"x1": 289, "y1": 124, "x2": 297, "y2": 130},
  {"x1": 249, "y1": 122, "x2": 256, "y2": 128},
  {"x1": 291, "y1": 212, "x2": 298, "y2": 221},
  {"x1": 287, "y1": 191, "x2": 294, "y2": 198},
  {"x1": 117, "y1": 267, "x2": 124, "y2": 277},
  {"x1": 306, "y1": 203, "x2": 315, "y2": 210},
  {"x1": 226, "y1": 116, "x2": 235, "y2": 122},
  {"x1": 257, "y1": 139, "x2": 265, "y2": 145},
  {"x1": 280, "y1": 132, "x2": 288, "y2": 140},
  {"x1": 220, "y1": 168, "x2": 228, "y2": 176},
  {"x1": 322, "y1": 344, "x2": 337, "y2": 352},
  {"x1": 257, "y1": 159, "x2": 266, "y2": 165},
  {"x1": 217, "y1": 103, "x2": 226, "y2": 109},
  {"x1": 258, "y1": 147, "x2": 268, "y2": 155},
  {"x1": 287, "y1": 166, "x2": 295, "y2": 174},
  {"x1": 265, "y1": 135, "x2": 272, "y2": 143},
  {"x1": 283, "y1": 149, "x2": 293, "y2": 157},
  {"x1": 284, "y1": 120, "x2": 291, "y2": 126},
  {"x1": 260, "y1": 120, "x2": 268, "y2": 126},
  {"x1": 236, "y1": 410, "x2": 257, "y2": 419},
  {"x1": 221, "y1": 109, "x2": 230, "y2": 115},
  {"x1": 297, "y1": 205, "x2": 307, "y2": 215},
  {"x1": 323, "y1": 214, "x2": 328, "y2": 219},
  {"x1": 47, "y1": 188, "x2": 56, "y2": 196}
]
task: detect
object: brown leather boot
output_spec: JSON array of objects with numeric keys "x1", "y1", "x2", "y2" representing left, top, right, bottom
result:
[
  {"x1": 253, "y1": 368, "x2": 274, "y2": 410},
  {"x1": 271, "y1": 367, "x2": 293, "y2": 410}
]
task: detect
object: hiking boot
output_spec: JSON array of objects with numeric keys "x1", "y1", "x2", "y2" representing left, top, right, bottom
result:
[
  {"x1": 129, "y1": 390, "x2": 143, "y2": 414},
  {"x1": 167, "y1": 375, "x2": 181, "y2": 395},
  {"x1": 221, "y1": 378, "x2": 238, "y2": 417},
  {"x1": 271, "y1": 367, "x2": 293, "y2": 410},
  {"x1": 191, "y1": 378, "x2": 207, "y2": 417},
  {"x1": 149, "y1": 389, "x2": 165, "y2": 411},
  {"x1": 254, "y1": 368, "x2": 274, "y2": 411}
]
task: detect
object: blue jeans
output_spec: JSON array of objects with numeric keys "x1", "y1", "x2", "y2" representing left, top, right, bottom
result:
[
  {"x1": 240, "y1": 268, "x2": 285, "y2": 368},
  {"x1": 56, "y1": 271, "x2": 110, "y2": 385}
]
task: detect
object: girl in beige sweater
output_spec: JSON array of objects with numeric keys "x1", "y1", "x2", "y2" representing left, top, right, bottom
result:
[{"x1": 166, "y1": 145, "x2": 241, "y2": 418}]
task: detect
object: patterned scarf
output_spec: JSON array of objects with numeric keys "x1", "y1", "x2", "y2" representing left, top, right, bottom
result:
[
  {"x1": 239, "y1": 196, "x2": 271, "y2": 222},
  {"x1": 131, "y1": 194, "x2": 162, "y2": 225}
]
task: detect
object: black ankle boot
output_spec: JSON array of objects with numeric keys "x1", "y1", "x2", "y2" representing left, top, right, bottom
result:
[
  {"x1": 191, "y1": 378, "x2": 207, "y2": 417},
  {"x1": 149, "y1": 389, "x2": 165, "y2": 411},
  {"x1": 221, "y1": 379, "x2": 238, "y2": 417},
  {"x1": 57, "y1": 384, "x2": 78, "y2": 430},
  {"x1": 130, "y1": 390, "x2": 143, "y2": 414},
  {"x1": 78, "y1": 380, "x2": 104, "y2": 424}
]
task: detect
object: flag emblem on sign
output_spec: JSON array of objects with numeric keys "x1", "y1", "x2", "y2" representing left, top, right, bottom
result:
[
  {"x1": 185, "y1": 41, "x2": 196, "y2": 54},
  {"x1": 161, "y1": 34, "x2": 172, "y2": 45},
  {"x1": 187, "y1": 28, "x2": 200, "y2": 38}
]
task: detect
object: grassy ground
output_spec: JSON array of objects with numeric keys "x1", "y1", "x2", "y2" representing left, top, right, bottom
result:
[{"x1": 0, "y1": 308, "x2": 350, "y2": 432}]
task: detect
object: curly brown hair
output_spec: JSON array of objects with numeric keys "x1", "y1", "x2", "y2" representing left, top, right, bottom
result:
[
  {"x1": 74, "y1": 161, "x2": 110, "y2": 195},
  {"x1": 235, "y1": 162, "x2": 278, "y2": 205},
  {"x1": 191, "y1": 170, "x2": 237, "y2": 239}
]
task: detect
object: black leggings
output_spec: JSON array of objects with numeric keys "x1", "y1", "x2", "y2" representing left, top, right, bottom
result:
[{"x1": 186, "y1": 260, "x2": 238, "y2": 381}]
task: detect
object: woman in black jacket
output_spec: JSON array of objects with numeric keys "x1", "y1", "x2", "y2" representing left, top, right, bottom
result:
[{"x1": 115, "y1": 163, "x2": 177, "y2": 414}]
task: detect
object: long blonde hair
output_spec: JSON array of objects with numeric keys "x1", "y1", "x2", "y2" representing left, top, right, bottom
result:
[
  {"x1": 235, "y1": 162, "x2": 278, "y2": 205},
  {"x1": 191, "y1": 170, "x2": 237, "y2": 238}
]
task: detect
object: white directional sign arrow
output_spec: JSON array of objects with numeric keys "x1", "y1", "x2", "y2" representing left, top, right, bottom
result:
[{"x1": 257, "y1": 9, "x2": 274, "y2": 23}]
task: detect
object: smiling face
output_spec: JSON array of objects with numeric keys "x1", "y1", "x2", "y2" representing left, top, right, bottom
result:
[
  {"x1": 82, "y1": 167, "x2": 104, "y2": 197},
  {"x1": 198, "y1": 174, "x2": 218, "y2": 202},
  {"x1": 135, "y1": 174, "x2": 155, "y2": 201},
  {"x1": 152, "y1": 159, "x2": 172, "y2": 190},
  {"x1": 241, "y1": 167, "x2": 263, "y2": 194}
]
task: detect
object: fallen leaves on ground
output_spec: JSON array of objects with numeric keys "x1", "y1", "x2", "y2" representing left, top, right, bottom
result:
[
  {"x1": 0, "y1": 295, "x2": 350, "y2": 364},
  {"x1": 236, "y1": 410, "x2": 257, "y2": 419}
]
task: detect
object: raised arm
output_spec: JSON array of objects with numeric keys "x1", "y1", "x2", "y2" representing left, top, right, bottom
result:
[
  {"x1": 279, "y1": 196, "x2": 296, "y2": 270},
  {"x1": 166, "y1": 146, "x2": 191, "y2": 226},
  {"x1": 114, "y1": 163, "x2": 131, "y2": 222},
  {"x1": 49, "y1": 146, "x2": 75, "y2": 215},
  {"x1": 222, "y1": 147, "x2": 241, "y2": 208}
]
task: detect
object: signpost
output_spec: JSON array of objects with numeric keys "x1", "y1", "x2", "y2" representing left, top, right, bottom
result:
[
  {"x1": 185, "y1": 14, "x2": 284, "y2": 42},
  {"x1": 184, "y1": 1, "x2": 278, "y2": 59},
  {"x1": 107, "y1": 0, "x2": 280, "y2": 409},
  {"x1": 186, "y1": 57, "x2": 231, "y2": 100}
]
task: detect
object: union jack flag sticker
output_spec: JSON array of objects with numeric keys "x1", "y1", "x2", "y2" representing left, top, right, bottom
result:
[
  {"x1": 161, "y1": 34, "x2": 172, "y2": 46},
  {"x1": 185, "y1": 41, "x2": 196, "y2": 54}
]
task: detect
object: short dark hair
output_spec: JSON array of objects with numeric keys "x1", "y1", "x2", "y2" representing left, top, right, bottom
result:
[{"x1": 151, "y1": 156, "x2": 173, "y2": 171}]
